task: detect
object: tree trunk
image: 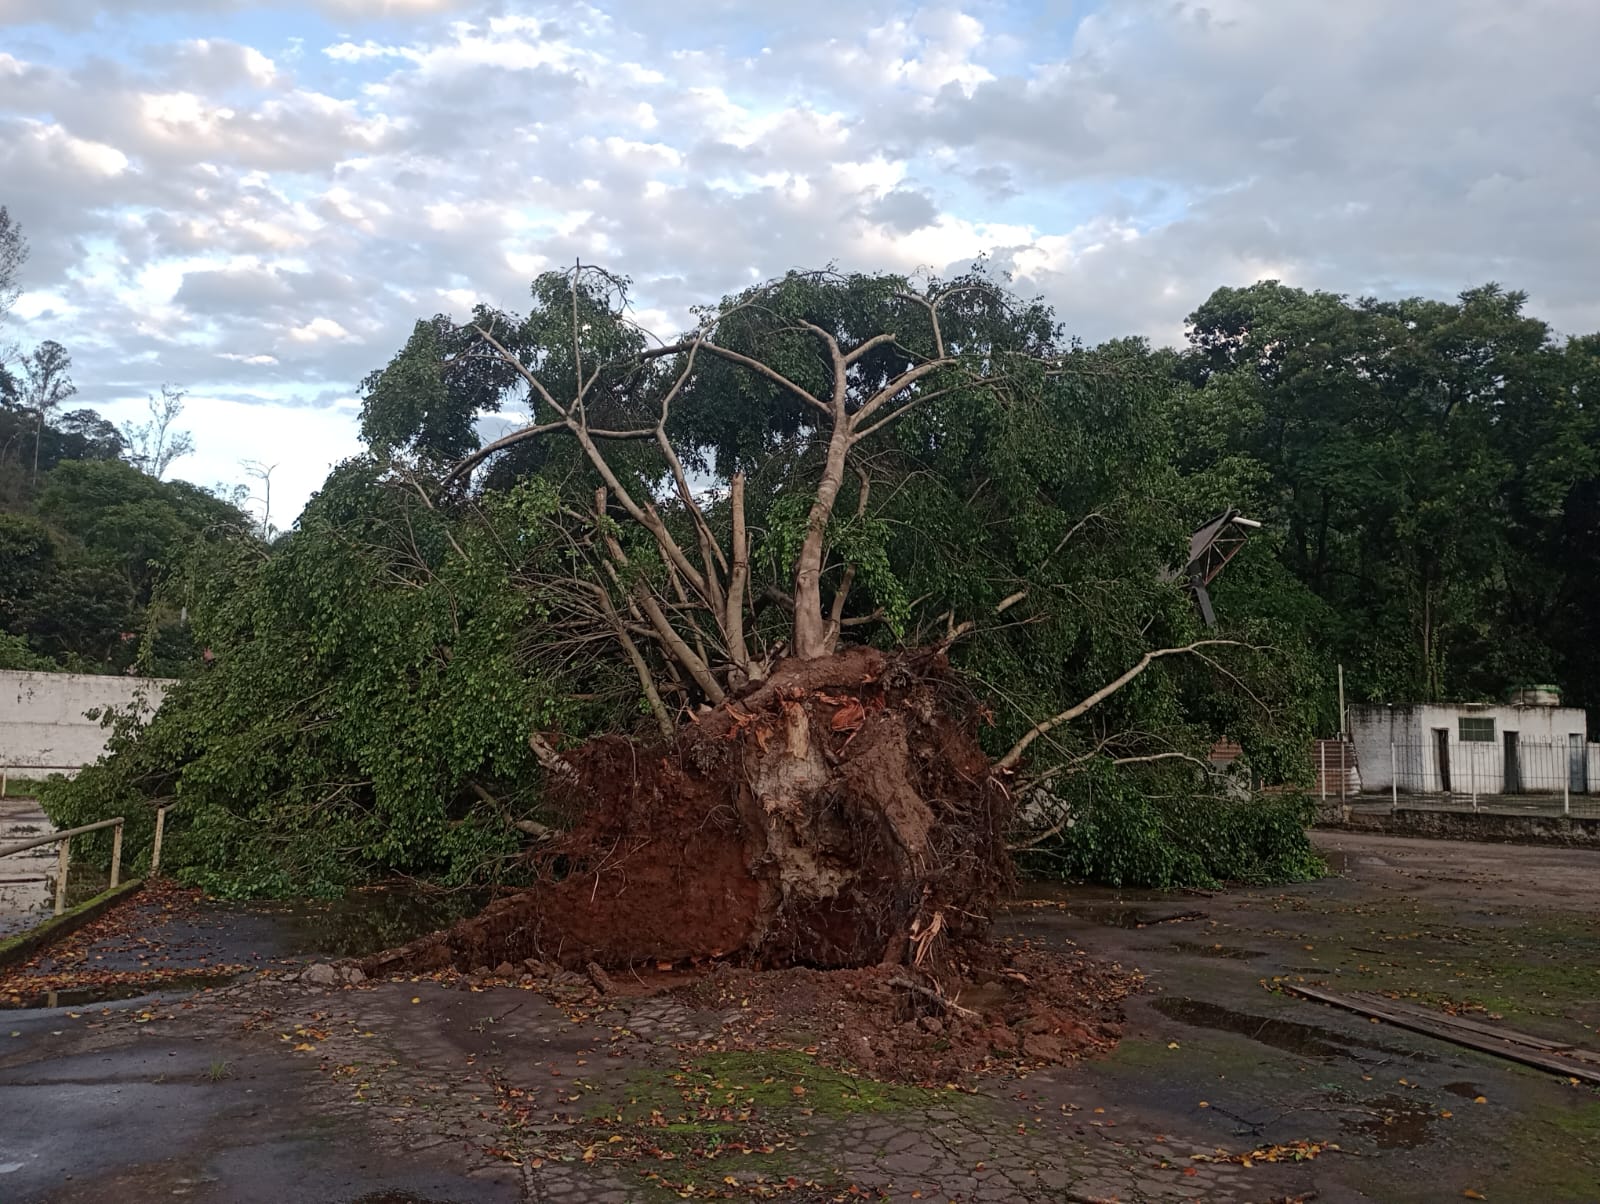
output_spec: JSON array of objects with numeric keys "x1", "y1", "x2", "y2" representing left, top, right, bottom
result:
[{"x1": 791, "y1": 431, "x2": 852, "y2": 659}]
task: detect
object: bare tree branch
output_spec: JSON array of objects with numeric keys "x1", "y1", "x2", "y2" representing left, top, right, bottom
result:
[
  {"x1": 997, "y1": 640, "x2": 1247, "y2": 771},
  {"x1": 726, "y1": 471, "x2": 753, "y2": 676}
]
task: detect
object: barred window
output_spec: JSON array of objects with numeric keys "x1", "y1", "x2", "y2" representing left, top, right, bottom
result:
[{"x1": 1458, "y1": 717, "x2": 1496, "y2": 742}]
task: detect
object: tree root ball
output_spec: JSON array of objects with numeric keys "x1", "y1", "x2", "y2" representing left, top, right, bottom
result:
[{"x1": 366, "y1": 648, "x2": 1012, "y2": 976}]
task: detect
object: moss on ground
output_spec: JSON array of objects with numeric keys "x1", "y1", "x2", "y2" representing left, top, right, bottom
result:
[
  {"x1": 1248, "y1": 900, "x2": 1600, "y2": 1032},
  {"x1": 1488, "y1": 1094, "x2": 1600, "y2": 1202},
  {"x1": 598, "y1": 1049, "x2": 937, "y2": 1129},
  {"x1": 554, "y1": 1050, "x2": 957, "y2": 1202}
]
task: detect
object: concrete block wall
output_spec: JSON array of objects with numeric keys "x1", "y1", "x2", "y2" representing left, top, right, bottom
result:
[{"x1": 0, "y1": 670, "x2": 172, "y2": 772}]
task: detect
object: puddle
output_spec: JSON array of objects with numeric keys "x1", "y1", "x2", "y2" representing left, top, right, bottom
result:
[
  {"x1": 1071, "y1": 903, "x2": 1207, "y2": 929},
  {"x1": 1320, "y1": 849, "x2": 1389, "y2": 876},
  {"x1": 347, "y1": 1195, "x2": 469, "y2": 1204},
  {"x1": 1169, "y1": 940, "x2": 1265, "y2": 960},
  {"x1": 223, "y1": 886, "x2": 487, "y2": 959},
  {"x1": 2, "y1": 972, "x2": 245, "y2": 1010},
  {"x1": 1152, "y1": 997, "x2": 1429, "y2": 1062},
  {"x1": 1340, "y1": 1092, "x2": 1438, "y2": 1150},
  {"x1": 1443, "y1": 1081, "x2": 1484, "y2": 1099}
]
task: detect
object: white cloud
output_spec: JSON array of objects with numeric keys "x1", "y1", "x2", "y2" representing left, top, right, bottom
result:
[
  {"x1": 5, "y1": 0, "x2": 1600, "y2": 523},
  {"x1": 287, "y1": 317, "x2": 354, "y2": 343}
]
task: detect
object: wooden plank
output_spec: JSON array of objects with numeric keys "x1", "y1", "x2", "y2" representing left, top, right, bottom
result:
[
  {"x1": 1342, "y1": 990, "x2": 1592, "y2": 1058},
  {"x1": 1283, "y1": 983, "x2": 1600, "y2": 1084}
]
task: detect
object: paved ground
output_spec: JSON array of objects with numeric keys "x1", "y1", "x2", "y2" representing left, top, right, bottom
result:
[{"x1": 3, "y1": 831, "x2": 1599, "y2": 1202}]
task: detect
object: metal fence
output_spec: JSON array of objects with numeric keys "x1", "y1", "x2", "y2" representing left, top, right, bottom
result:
[{"x1": 1356, "y1": 737, "x2": 1597, "y2": 817}]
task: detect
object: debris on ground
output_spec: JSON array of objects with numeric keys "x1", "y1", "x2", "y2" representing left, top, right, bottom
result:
[
  {"x1": 668, "y1": 941, "x2": 1135, "y2": 1082},
  {"x1": 0, "y1": 881, "x2": 246, "y2": 1005},
  {"x1": 359, "y1": 648, "x2": 1142, "y2": 1079}
]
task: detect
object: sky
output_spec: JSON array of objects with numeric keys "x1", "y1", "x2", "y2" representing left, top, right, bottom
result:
[{"x1": 2, "y1": 0, "x2": 1597, "y2": 524}]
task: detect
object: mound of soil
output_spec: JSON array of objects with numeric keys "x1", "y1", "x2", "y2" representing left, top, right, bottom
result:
[
  {"x1": 366, "y1": 647, "x2": 1010, "y2": 977},
  {"x1": 361, "y1": 647, "x2": 1136, "y2": 1081},
  {"x1": 667, "y1": 940, "x2": 1137, "y2": 1084}
]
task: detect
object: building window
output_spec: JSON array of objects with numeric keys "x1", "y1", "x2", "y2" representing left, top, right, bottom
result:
[{"x1": 1459, "y1": 717, "x2": 1496, "y2": 742}]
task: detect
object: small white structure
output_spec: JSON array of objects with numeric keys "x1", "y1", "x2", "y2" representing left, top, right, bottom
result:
[
  {"x1": 0, "y1": 670, "x2": 171, "y2": 775},
  {"x1": 1350, "y1": 702, "x2": 1593, "y2": 796}
]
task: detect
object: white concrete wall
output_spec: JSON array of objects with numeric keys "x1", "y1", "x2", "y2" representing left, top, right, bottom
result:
[
  {"x1": 0, "y1": 670, "x2": 171, "y2": 772},
  {"x1": 1350, "y1": 703, "x2": 1590, "y2": 795}
]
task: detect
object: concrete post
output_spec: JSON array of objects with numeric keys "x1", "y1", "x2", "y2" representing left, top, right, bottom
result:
[
  {"x1": 54, "y1": 836, "x2": 69, "y2": 916},
  {"x1": 151, "y1": 807, "x2": 167, "y2": 876},
  {"x1": 109, "y1": 821, "x2": 123, "y2": 889},
  {"x1": 1390, "y1": 741, "x2": 1397, "y2": 813}
]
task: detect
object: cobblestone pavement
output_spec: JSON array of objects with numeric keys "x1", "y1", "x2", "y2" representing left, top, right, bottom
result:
[
  {"x1": 17, "y1": 831, "x2": 1599, "y2": 1201},
  {"x1": 177, "y1": 971, "x2": 1316, "y2": 1203}
]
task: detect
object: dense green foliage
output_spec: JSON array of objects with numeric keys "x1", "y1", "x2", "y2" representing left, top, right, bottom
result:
[
  {"x1": 1179, "y1": 282, "x2": 1600, "y2": 710},
  {"x1": 32, "y1": 268, "x2": 1600, "y2": 902},
  {"x1": 45, "y1": 267, "x2": 1328, "y2": 895},
  {"x1": 41, "y1": 464, "x2": 592, "y2": 894},
  {"x1": 0, "y1": 402, "x2": 249, "y2": 674}
]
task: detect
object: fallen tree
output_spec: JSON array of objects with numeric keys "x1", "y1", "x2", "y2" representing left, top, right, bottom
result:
[
  {"x1": 353, "y1": 266, "x2": 1311, "y2": 978},
  {"x1": 46, "y1": 266, "x2": 1320, "y2": 924}
]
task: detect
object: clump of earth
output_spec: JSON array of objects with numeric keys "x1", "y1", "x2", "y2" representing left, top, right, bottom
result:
[{"x1": 365, "y1": 647, "x2": 1135, "y2": 1078}]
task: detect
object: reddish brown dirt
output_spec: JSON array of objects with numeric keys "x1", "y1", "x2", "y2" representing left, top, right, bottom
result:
[
  {"x1": 669, "y1": 939, "x2": 1137, "y2": 1083},
  {"x1": 367, "y1": 647, "x2": 1010, "y2": 978},
  {"x1": 360, "y1": 647, "x2": 1137, "y2": 1081}
]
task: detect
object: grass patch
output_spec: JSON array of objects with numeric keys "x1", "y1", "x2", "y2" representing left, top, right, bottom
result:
[
  {"x1": 1, "y1": 776, "x2": 58, "y2": 799},
  {"x1": 600, "y1": 1049, "x2": 935, "y2": 1129}
]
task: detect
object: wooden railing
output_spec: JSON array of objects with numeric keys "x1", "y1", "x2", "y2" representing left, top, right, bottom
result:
[{"x1": 0, "y1": 817, "x2": 125, "y2": 916}]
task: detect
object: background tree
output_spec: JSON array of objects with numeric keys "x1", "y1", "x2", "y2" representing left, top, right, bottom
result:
[
  {"x1": 0, "y1": 405, "x2": 249, "y2": 674},
  {"x1": 20, "y1": 340, "x2": 75, "y2": 483},
  {"x1": 1174, "y1": 281, "x2": 1595, "y2": 708},
  {"x1": 240, "y1": 459, "x2": 278, "y2": 539},
  {"x1": 0, "y1": 205, "x2": 27, "y2": 365},
  {"x1": 122, "y1": 385, "x2": 195, "y2": 480}
]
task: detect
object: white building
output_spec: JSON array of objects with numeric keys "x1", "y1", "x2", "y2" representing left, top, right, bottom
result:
[{"x1": 1349, "y1": 702, "x2": 1596, "y2": 797}]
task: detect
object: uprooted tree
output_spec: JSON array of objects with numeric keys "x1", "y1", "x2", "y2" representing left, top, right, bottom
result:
[
  {"x1": 349, "y1": 266, "x2": 1309, "y2": 976},
  {"x1": 47, "y1": 266, "x2": 1320, "y2": 974}
]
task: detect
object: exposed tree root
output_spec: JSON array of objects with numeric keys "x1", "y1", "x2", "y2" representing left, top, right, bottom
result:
[{"x1": 364, "y1": 647, "x2": 1010, "y2": 978}]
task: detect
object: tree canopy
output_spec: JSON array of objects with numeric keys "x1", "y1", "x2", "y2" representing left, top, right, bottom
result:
[
  {"x1": 41, "y1": 264, "x2": 1600, "y2": 901},
  {"x1": 1177, "y1": 280, "x2": 1600, "y2": 709},
  {"x1": 0, "y1": 402, "x2": 250, "y2": 674},
  {"x1": 47, "y1": 266, "x2": 1323, "y2": 895}
]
